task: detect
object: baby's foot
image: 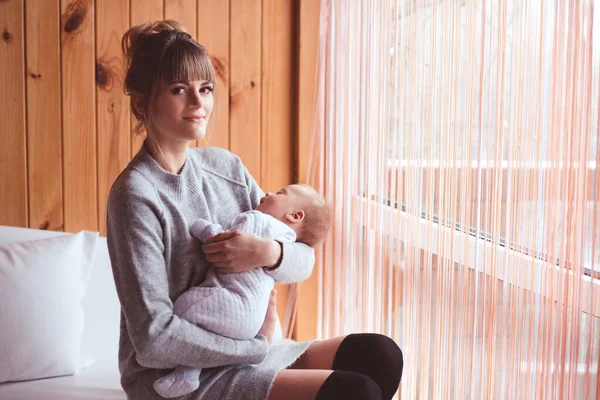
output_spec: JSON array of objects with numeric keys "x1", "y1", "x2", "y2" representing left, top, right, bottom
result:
[{"x1": 153, "y1": 366, "x2": 200, "y2": 398}]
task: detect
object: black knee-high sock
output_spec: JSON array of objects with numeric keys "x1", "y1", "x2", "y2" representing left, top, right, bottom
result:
[
  {"x1": 315, "y1": 370, "x2": 382, "y2": 400},
  {"x1": 331, "y1": 333, "x2": 403, "y2": 400}
]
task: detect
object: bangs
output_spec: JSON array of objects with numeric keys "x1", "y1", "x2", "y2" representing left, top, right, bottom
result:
[{"x1": 156, "y1": 38, "x2": 216, "y2": 85}]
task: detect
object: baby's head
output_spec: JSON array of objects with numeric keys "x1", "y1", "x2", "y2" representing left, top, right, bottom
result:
[{"x1": 256, "y1": 184, "x2": 331, "y2": 247}]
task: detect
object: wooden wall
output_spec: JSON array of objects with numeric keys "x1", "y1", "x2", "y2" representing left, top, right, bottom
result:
[
  {"x1": 1, "y1": 0, "x2": 321, "y2": 339},
  {"x1": 0, "y1": 0, "x2": 298, "y2": 234}
]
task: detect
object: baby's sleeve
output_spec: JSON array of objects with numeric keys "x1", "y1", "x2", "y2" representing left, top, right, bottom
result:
[
  {"x1": 190, "y1": 218, "x2": 225, "y2": 242},
  {"x1": 229, "y1": 212, "x2": 262, "y2": 236}
]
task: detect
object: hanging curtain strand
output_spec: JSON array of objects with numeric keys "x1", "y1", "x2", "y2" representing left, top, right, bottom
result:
[{"x1": 310, "y1": 1, "x2": 600, "y2": 398}]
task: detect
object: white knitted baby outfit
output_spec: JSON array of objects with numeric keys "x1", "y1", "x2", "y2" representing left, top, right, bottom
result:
[{"x1": 153, "y1": 210, "x2": 296, "y2": 398}]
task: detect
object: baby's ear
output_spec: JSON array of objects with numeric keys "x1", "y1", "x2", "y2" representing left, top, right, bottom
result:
[{"x1": 286, "y1": 210, "x2": 305, "y2": 223}]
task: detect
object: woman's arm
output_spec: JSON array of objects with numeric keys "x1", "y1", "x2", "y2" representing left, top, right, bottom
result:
[
  {"x1": 107, "y1": 182, "x2": 269, "y2": 370},
  {"x1": 243, "y1": 166, "x2": 316, "y2": 284},
  {"x1": 263, "y1": 239, "x2": 315, "y2": 284}
]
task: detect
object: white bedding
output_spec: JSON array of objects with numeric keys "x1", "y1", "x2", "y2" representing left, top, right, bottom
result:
[
  {"x1": 0, "y1": 226, "x2": 126, "y2": 400},
  {"x1": 0, "y1": 359, "x2": 125, "y2": 400}
]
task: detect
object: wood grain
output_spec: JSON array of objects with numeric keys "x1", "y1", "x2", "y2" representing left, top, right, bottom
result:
[
  {"x1": 229, "y1": 0, "x2": 262, "y2": 184},
  {"x1": 297, "y1": 0, "x2": 320, "y2": 185},
  {"x1": 0, "y1": 0, "x2": 27, "y2": 227},
  {"x1": 165, "y1": 0, "x2": 196, "y2": 39},
  {"x1": 96, "y1": 0, "x2": 130, "y2": 235},
  {"x1": 261, "y1": 0, "x2": 294, "y2": 193},
  {"x1": 61, "y1": 0, "x2": 97, "y2": 232},
  {"x1": 197, "y1": 0, "x2": 230, "y2": 150},
  {"x1": 26, "y1": 0, "x2": 63, "y2": 231}
]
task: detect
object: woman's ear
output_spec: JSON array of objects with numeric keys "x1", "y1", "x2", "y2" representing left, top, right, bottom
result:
[
  {"x1": 133, "y1": 93, "x2": 146, "y2": 116},
  {"x1": 285, "y1": 210, "x2": 305, "y2": 223}
]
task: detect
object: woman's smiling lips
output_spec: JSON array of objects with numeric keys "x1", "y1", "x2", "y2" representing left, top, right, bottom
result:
[{"x1": 183, "y1": 115, "x2": 205, "y2": 122}]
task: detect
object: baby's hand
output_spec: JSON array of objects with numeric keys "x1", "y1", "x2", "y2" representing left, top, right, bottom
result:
[
  {"x1": 259, "y1": 289, "x2": 277, "y2": 345},
  {"x1": 190, "y1": 219, "x2": 217, "y2": 242}
]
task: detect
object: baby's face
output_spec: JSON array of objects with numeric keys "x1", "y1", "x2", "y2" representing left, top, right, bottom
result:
[{"x1": 256, "y1": 184, "x2": 311, "y2": 219}]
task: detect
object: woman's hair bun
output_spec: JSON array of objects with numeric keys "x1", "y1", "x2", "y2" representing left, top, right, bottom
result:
[{"x1": 122, "y1": 20, "x2": 188, "y2": 67}]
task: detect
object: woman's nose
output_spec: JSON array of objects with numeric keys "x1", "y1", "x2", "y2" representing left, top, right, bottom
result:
[
  {"x1": 265, "y1": 192, "x2": 273, "y2": 197},
  {"x1": 189, "y1": 91, "x2": 202, "y2": 107}
]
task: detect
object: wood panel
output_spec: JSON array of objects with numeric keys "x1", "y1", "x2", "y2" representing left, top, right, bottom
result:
[
  {"x1": 261, "y1": 0, "x2": 294, "y2": 193},
  {"x1": 296, "y1": 0, "x2": 322, "y2": 342},
  {"x1": 165, "y1": 0, "x2": 196, "y2": 39},
  {"x1": 2, "y1": 1, "x2": 301, "y2": 233},
  {"x1": 230, "y1": 0, "x2": 262, "y2": 184},
  {"x1": 197, "y1": 0, "x2": 230, "y2": 150},
  {"x1": 262, "y1": 0, "x2": 296, "y2": 328},
  {"x1": 1, "y1": 0, "x2": 310, "y2": 339},
  {"x1": 61, "y1": 0, "x2": 97, "y2": 232},
  {"x1": 96, "y1": 0, "x2": 130, "y2": 235},
  {"x1": 0, "y1": 0, "x2": 27, "y2": 228},
  {"x1": 130, "y1": 0, "x2": 163, "y2": 157},
  {"x1": 297, "y1": 0, "x2": 321, "y2": 186},
  {"x1": 26, "y1": 0, "x2": 63, "y2": 231}
]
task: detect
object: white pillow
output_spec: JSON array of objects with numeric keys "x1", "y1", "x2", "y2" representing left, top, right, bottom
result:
[{"x1": 0, "y1": 231, "x2": 98, "y2": 383}]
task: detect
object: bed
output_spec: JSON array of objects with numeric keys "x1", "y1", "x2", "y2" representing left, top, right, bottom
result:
[{"x1": 0, "y1": 226, "x2": 126, "y2": 400}]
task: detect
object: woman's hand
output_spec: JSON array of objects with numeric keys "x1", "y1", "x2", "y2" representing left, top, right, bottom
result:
[
  {"x1": 259, "y1": 289, "x2": 277, "y2": 345},
  {"x1": 202, "y1": 230, "x2": 281, "y2": 274}
]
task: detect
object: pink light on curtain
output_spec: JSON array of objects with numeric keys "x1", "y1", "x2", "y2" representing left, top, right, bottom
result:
[{"x1": 309, "y1": 1, "x2": 600, "y2": 398}]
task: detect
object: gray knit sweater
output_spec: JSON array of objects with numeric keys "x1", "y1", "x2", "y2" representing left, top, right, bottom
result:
[{"x1": 106, "y1": 144, "x2": 316, "y2": 399}]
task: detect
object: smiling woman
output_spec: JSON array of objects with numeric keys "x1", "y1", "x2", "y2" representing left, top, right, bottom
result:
[
  {"x1": 150, "y1": 79, "x2": 214, "y2": 142},
  {"x1": 104, "y1": 19, "x2": 403, "y2": 400},
  {"x1": 106, "y1": 20, "x2": 318, "y2": 400},
  {"x1": 121, "y1": 21, "x2": 217, "y2": 173}
]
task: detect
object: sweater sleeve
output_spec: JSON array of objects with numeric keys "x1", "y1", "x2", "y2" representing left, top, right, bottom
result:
[
  {"x1": 242, "y1": 167, "x2": 315, "y2": 284},
  {"x1": 106, "y1": 179, "x2": 269, "y2": 370}
]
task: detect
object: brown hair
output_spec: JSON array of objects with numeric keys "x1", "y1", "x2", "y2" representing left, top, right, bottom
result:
[
  {"x1": 121, "y1": 20, "x2": 217, "y2": 140},
  {"x1": 296, "y1": 185, "x2": 331, "y2": 247}
]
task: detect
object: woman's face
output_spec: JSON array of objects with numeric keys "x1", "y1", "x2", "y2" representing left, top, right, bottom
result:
[{"x1": 151, "y1": 79, "x2": 214, "y2": 142}]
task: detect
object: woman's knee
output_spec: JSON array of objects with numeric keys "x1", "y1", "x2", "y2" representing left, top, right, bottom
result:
[
  {"x1": 315, "y1": 370, "x2": 382, "y2": 400},
  {"x1": 332, "y1": 333, "x2": 403, "y2": 400}
]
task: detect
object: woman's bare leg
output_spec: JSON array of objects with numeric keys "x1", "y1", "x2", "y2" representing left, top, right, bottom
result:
[
  {"x1": 289, "y1": 335, "x2": 348, "y2": 370},
  {"x1": 267, "y1": 369, "x2": 333, "y2": 400},
  {"x1": 263, "y1": 302, "x2": 344, "y2": 399}
]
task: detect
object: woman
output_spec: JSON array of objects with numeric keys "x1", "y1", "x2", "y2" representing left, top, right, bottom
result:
[{"x1": 106, "y1": 20, "x2": 403, "y2": 400}]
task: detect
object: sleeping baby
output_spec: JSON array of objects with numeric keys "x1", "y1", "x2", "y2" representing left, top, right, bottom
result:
[{"x1": 153, "y1": 183, "x2": 331, "y2": 398}]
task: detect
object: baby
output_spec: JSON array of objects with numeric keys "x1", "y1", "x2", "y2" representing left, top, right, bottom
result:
[{"x1": 153, "y1": 184, "x2": 330, "y2": 398}]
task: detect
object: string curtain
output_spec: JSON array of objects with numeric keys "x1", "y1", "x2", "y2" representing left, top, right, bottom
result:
[{"x1": 308, "y1": 1, "x2": 600, "y2": 398}]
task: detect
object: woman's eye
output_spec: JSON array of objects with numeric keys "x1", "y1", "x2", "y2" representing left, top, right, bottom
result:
[
  {"x1": 200, "y1": 86, "x2": 214, "y2": 94},
  {"x1": 171, "y1": 86, "x2": 186, "y2": 95}
]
